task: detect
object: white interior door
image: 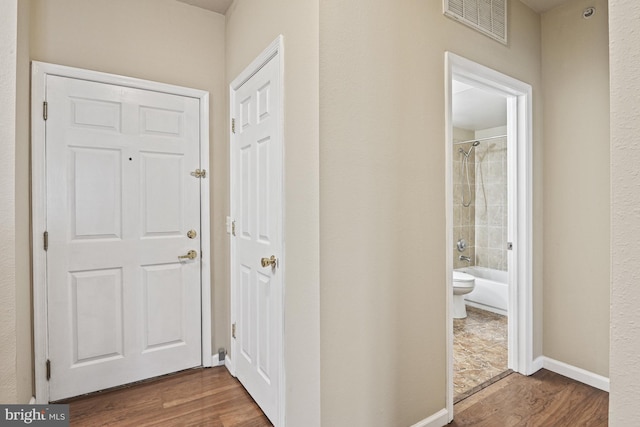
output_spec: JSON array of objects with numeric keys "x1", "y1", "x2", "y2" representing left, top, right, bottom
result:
[
  {"x1": 46, "y1": 75, "x2": 202, "y2": 401},
  {"x1": 231, "y1": 52, "x2": 283, "y2": 425}
]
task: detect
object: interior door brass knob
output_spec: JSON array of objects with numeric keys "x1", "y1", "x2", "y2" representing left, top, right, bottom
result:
[
  {"x1": 178, "y1": 250, "x2": 198, "y2": 260},
  {"x1": 261, "y1": 255, "x2": 277, "y2": 268}
]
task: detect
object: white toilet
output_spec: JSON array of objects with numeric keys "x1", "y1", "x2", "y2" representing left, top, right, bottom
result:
[{"x1": 453, "y1": 271, "x2": 476, "y2": 319}]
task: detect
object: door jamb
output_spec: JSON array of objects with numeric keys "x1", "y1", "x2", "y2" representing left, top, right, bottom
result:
[
  {"x1": 228, "y1": 35, "x2": 285, "y2": 426},
  {"x1": 444, "y1": 52, "x2": 533, "y2": 422},
  {"x1": 31, "y1": 61, "x2": 212, "y2": 404}
]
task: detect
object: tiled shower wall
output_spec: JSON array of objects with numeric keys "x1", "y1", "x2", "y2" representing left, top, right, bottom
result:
[
  {"x1": 453, "y1": 128, "x2": 475, "y2": 270},
  {"x1": 452, "y1": 126, "x2": 508, "y2": 272},
  {"x1": 474, "y1": 127, "x2": 508, "y2": 271}
]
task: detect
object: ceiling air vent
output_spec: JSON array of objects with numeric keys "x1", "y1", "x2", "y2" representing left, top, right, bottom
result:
[{"x1": 444, "y1": 0, "x2": 507, "y2": 44}]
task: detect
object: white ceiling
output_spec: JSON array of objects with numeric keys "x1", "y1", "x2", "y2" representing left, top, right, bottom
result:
[
  {"x1": 519, "y1": 0, "x2": 571, "y2": 13},
  {"x1": 452, "y1": 80, "x2": 507, "y2": 131},
  {"x1": 176, "y1": 0, "x2": 232, "y2": 14}
]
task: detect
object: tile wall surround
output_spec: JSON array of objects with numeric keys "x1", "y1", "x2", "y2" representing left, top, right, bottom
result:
[
  {"x1": 474, "y1": 126, "x2": 508, "y2": 271},
  {"x1": 453, "y1": 126, "x2": 508, "y2": 271},
  {"x1": 453, "y1": 128, "x2": 475, "y2": 270}
]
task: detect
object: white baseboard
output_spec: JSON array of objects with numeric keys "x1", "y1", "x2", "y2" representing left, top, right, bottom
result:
[
  {"x1": 211, "y1": 353, "x2": 226, "y2": 367},
  {"x1": 538, "y1": 356, "x2": 609, "y2": 392},
  {"x1": 410, "y1": 408, "x2": 449, "y2": 427},
  {"x1": 531, "y1": 356, "x2": 544, "y2": 374},
  {"x1": 224, "y1": 355, "x2": 234, "y2": 375},
  {"x1": 29, "y1": 396, "x2": 36, "y2": 404}
]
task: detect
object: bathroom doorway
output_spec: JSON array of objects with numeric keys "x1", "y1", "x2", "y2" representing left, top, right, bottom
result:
[
  {"x1": 445, "y1": 52, "x2": 533, "y2": 421},
  {"x1": 451, "y1": 81, "x2": 510, "y2": 402}
]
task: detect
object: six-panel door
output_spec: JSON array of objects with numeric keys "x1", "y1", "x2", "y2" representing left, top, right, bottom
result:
[
  {"x1": 232, "y1": 54, "x2": 283, "y2": 425},
  {"x1": 46, "y1": 75, "x2": 202, "y2": 401}
]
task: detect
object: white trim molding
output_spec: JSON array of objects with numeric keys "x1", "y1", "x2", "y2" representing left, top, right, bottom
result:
[
  {"x1": 531, "y1": 355, "x2": 544, "y2": 373},
  {"x1": 224, "y1": 354, "x2": 233, "y2": 373},
  {"x1": 31, "y1": 61, "x2": 212, "y2": 403},
  {"x1": 410, "y1": 409, "x2": 449, "y2": 427},
  {"x1": 211, "y1": 354, "x2": 226, "y2": 367},
  {"x1": 537, "y1": 356, "x2": 610, "y2": 392}
]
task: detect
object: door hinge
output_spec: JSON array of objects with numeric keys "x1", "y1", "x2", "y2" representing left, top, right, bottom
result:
[
  {"x1": 46, "y1": 359, "x2": 51, "y2": 381},
  {"x1": 190, "y1": 169, "x2": 207, "y2": 178},
  {"x1": 232, "y1": 323, "x2": 236, "y2": 339},
  {"x1": 43, "y1": 101, "x2": 48, "y2": 121},
  {"x1": 43, "y1": 231, "x2": 49, "y2": 251},
  {"x1": 231, "y1": 118, "x2": 236, "y2": 134},
  {"x1": 507, "y1": 242, "x2": 513, "y2": 250},
  {"x1": 231, "y1": 220, "x2": 236, "y2": 236}
]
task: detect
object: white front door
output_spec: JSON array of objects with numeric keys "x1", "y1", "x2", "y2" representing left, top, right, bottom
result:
[
  {"x1": 46, "y1": 75, "x2": 202, "y2": 401},
  {"x1": 231, "y1": 49, "x2": 283, "y2": 425}
]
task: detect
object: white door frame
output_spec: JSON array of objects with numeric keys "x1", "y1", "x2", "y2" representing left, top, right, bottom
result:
[
  {"x1": 31, "y1": 61, "x2": 212, "y2": 404},
  {"x1": 229, "y1": 36, "x2": 286, "y2": 426},
  {"x1": 444, "y1": 52, "x2": 533, "y2": 421}
]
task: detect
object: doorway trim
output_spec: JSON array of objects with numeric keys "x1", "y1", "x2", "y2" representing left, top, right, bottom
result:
[
  {"x1": 31, "y1": 61, "x2": 212, "y2": 404},
  {"x1": 444, "y1": 52, "x2": 533, "y2": 421},
  {"x1": 229, "y1": 35, "x2": 286, "y2": 426}
]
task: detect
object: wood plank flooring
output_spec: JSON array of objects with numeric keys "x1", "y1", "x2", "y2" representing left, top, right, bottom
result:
[
  {"x1": 64, "y1": 367, "x2": 272, "y2": 426},
  {"x1": 64, "y1": 367, "x2": 608, "y2": 426},
  {"x1": 451, "y1": 370, "x2": 609, "y2": 426}
]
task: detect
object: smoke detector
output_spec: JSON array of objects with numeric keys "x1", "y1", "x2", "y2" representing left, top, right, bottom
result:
[{"x1": 583, "y1": 7, "x2": 596, "y2": 19}]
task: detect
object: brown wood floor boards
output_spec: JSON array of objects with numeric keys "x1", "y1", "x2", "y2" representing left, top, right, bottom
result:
[
  {"x1": 451, "y1": 369, "x2": 609, "y2": 426},
  {"x1": 64, "y1": 366, "x2": 607, "y2": 426},
  {"x1": 65, "y1": 367, "x2": 272, "y2": 427}
]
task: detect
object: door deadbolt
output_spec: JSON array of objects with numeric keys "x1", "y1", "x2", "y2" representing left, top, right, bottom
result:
[
  {"x1": 187, "y1": 229, "x2": 197, "y2": 239},
  {"x1": 261, "y1": 255, "x2": 277, "y2": 268},
  {"x1": 178, "y1": 250, "x2": 198, "y2": 260}
]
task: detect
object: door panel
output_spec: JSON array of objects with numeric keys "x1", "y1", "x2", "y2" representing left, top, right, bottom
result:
[
  {"x1": 70, "y1": 268, "x2": 124, "y2": 364},
  {"x1": 142, "y1": 263, "x2": 185, "y2": 350},
  {"x1": 232, "y1": 53, "x2": 282, "y2": 425},
  {"x1": 46, "y1": 75, "x2": 202, "y2": 401},
  {"x1": 70, "y1": 147, "x2": 122, "y2": 239},
  {"x1": 141, "y1": 153, "x2": 184, "y2": 236}
]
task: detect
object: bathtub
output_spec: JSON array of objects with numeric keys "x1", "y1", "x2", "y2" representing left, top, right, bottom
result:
[{"x1": 456, "y1": 266, "x2": 508, "y2": 315}]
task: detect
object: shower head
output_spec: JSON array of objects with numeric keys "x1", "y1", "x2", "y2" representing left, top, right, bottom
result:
[{"x1": 459, "y1": 140, "x2": 480, "y2": 158}]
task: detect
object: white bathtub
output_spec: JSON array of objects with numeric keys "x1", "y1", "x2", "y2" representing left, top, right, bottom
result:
[{"x1": 456, "y1": 266, "x2": 509, "y2": 315}]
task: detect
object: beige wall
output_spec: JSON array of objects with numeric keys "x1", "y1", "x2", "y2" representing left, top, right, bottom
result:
[
  {"x1": 1, "y1": 0, "x2": 32, "y2": 404},
  {"x1": 29, "y1": 0, "x2": 228, "y2": 363},
  {"x1": 541, "y1": 0, "x2": 610, "y2": 377},
  {"x1": 610, "y1": 0, "x2": 640, "y2": 423},
  {"x1": 0, "y1": 0, "x2": 19, "y2": 404},
  {"x1": 225, "y1": 1, "x2": 321, "y2": 425},
  {"x1": 16, "y1": 0, "x2": 32, "y2": 403},
  {"x1": 320, "y1": 1, "x2": 542, "y2": 425}
]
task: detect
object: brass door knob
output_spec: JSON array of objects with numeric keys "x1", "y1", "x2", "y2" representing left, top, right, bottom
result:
[
  {"x1": 261, "y1": 255, "x2": 277, "y2": 268},
  {"x1": 178, "y1": 250, "x2": 198, "y2": 260}
]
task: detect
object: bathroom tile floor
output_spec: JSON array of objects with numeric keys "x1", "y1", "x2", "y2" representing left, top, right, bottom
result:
[{"x1": 454, "y1": 306, "x2": 509, "y2": 402}]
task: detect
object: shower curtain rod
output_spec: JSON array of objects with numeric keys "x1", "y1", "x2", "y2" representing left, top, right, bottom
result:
[{"x1": 453, "y1": 134, "x2": 507, "y2": 145}]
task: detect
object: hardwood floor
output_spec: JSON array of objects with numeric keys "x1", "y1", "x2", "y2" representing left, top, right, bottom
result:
[
  {"x1": 451, "y1": 369, "x2": 609, "y2": 426},
  {"x1": 64, "y1": 367, "x2": 272, "y2": 426},
  {"x1": 64, "y1": 367, "x2": 608, "y2": 426}
]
